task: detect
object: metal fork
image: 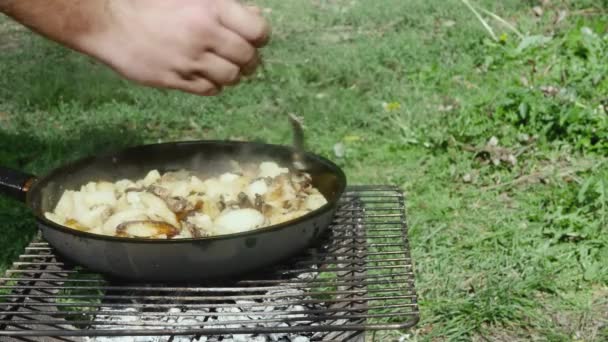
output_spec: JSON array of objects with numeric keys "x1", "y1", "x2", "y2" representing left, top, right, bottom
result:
[{"x1": 288, "y1": 113, "x2": 307, "y2": 171}]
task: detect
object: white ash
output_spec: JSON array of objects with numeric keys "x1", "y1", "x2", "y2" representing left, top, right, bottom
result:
[{"x1": 85, "y1": 270, "x2": 323, "y2": 342}]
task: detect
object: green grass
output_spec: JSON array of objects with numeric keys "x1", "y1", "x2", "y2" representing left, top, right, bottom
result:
[{"x1": 1, "y1": 0, "x2": 608, "y2": 340}]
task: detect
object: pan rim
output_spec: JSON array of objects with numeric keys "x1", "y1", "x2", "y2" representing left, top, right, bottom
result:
[{"x1": 28, "y1": 139, "x2": 347, "y2": 244}]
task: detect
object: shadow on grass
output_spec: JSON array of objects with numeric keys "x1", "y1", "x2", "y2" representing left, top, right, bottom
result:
[
  {"x1": 0, "y1": 38, "x2": 138, "y2": 111},
  {"x1": 0, "y1": 125, "x2": 145, "y2": 173}
]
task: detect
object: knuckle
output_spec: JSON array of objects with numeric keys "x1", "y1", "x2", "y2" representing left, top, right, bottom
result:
[
  {"x1": 202, "y1": 86, "x2": 221, "y2": 96},
  {"x1": 193, "y1": 19, "x2": 220, "y2": 43},
  {"x1": 225, "y1": 67, "x2": 241, "y2": 85},
  {"x1": 198, "y1": 80, "x2": 219, "y2": 96}
]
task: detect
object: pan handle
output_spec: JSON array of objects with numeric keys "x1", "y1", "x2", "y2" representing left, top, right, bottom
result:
[{"x1": 0, "y1": 166, "x2": 36, "y2": 202}]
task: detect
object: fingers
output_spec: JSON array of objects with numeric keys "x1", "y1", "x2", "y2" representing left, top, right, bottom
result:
[
  {"x1": 166, "y1": 52, "x2": 248, "y2": 96},
  {"x1": 210, "y1": 28, "x2": 258, "y2": 67},
  {"x1": 170, "y1": 76, "x2": 221, "y2": 97},
  {"x1": 194, "y1": 53, "x2": 241, "y2": 86},
  {"x1": 150, "y1": 0, "x2": 270, "y2": 97},
  {"x1": 218, "y1": 0, "x2": 270, "y2": 47}
]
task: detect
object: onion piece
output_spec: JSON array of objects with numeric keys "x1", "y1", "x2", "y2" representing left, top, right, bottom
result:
[
  {"x1": 304, "y1": 192, "x2": 328, "y2": 211},
  {"x1": 102, "y1": 209, "x2": 149, "y2": 235},
  {"x1": 44, "y1": 212, "x2": 65, "y2": 226},
  {"x1": 190, "y1": 176, "x2": 207, "y2": 193},
  {"x1": 83, "y1": 190, "x2": 116, "y2": 208},
  {"x1": 141, "y1": 170, "x2": 161, "y2": 186},
  {"x1": 247, "y1": 179, "x2": 268, "y2": 199},
  {"x1": 115, "y1": 179, "x2": 136, "y2": 193},
  {"x1": 214, "y1": 208, "x2": 266, "y2": 235},
  {"x1": 258, "y1": 162, "x2": 288, "y2": 178},
  {"x1": 138, "y1": 192, "x2": 179, "y2": 227},
  {"x1": 54, "y1": 190, "x2": 75, "y2": 218}
]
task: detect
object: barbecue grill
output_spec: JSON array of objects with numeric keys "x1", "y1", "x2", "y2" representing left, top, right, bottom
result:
[{"x1": 0, "y1": 186, "x2": 419, "y2": 341}]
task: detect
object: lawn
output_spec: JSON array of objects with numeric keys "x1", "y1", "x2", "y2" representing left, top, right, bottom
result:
[{"x1": 1, "y1": 0, "x2": 607, "y2": 340}]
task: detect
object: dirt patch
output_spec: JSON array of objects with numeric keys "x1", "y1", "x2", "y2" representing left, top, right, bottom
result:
[
  {"x1": 548, "y1": 287, "x2": 608, "y2": 341},
  {"x1": 575, "y1": 287, "x2": 607, "y2": 340},
  {"x1": 472, "y1": 330, "x2": 538, "y2": 342},
  {"x1": 465, "y1": 287, "x2": 608, "y2": 341}
]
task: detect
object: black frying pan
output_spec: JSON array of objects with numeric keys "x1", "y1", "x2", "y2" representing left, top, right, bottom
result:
[{"x1": 0, "y1": 140, "x2": 346, "y2": 283}]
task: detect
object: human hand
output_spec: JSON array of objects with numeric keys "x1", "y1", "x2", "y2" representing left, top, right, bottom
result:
[{"x1": 82, "y1": 0, "x2": 270, "y2": 96}]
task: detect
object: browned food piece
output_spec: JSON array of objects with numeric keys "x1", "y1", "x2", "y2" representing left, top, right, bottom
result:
[
  {"x1": 147, "y1": 186, "x2": 197, "y2": 219},
  {"x1": 266, "y1": 174, "x2": 297, "y2": 206},
  {"x1": 237, "y1": 191, "x2": 255, "y2": 209},
  {"x1": 116, "y1": 220, "x2": 180, "y2": 239},
  {"x1": 165, "y1": 196, "x2": 193, "y2": 213},
  {"x1": 254, "y1": 194, "x2": 265, "y2": 211},
  {"x1": 182, "y1": 221, "x2": 205, "y2": 238},
  {"x1": 201, "y1": 197, "x2": 222, "y2": 219},
  {"x1": 282, "y1": 197, "x2": 304, "y2": 210},
  {"x1": 260, "y1": 203, "x2": 277, "y2": 218},
  {"x1": 291, "y1": 172, "x2": 313, "y2": 192},
  {"x1": 147, "y1": 185, "x2": 170, "y2": 198},
  {"x1": 176, "y1": 200, "x2": 203, "y2": 221},
  {"x1": 218, "y1": 195, "x2": 227, "y2": 212}
]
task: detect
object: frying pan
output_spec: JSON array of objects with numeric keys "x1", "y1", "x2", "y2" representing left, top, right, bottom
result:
[{"x1": 0, "y1": 140, "x2": 347, "y2": 283}]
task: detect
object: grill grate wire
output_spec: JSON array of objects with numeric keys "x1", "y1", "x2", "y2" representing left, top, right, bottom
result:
[{"x1": 0, "y1": 186, "x2": 419, "y2": 341}]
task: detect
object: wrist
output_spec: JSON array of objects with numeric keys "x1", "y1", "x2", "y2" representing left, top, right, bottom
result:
[
  {"x1": 0, "y1": 0, "x2": 119, "y2": 61},
  {"x1": 71, "y1": 1, "x2": 128, "y2": 69}
]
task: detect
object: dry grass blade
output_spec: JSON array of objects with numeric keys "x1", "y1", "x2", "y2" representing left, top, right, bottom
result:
[
  {"x1": 477, "y1": 7, "x2": 524, "y2": 39},
  {"x1": 460, "y1": 0, "x2": 498, "y2": 41}
]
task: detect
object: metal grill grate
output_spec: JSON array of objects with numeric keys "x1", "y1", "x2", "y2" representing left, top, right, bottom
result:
[{"x1": 0, "y1": 186, "x2": 419, "y2": 341}]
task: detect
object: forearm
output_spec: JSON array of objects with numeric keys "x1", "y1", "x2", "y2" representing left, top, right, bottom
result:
[
  {"x1": 0, "y1": 0, "x2": 270, "y2": 97},
  {"x1": 0, "y1": 0, "x2": 111, "y2": 53}
]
